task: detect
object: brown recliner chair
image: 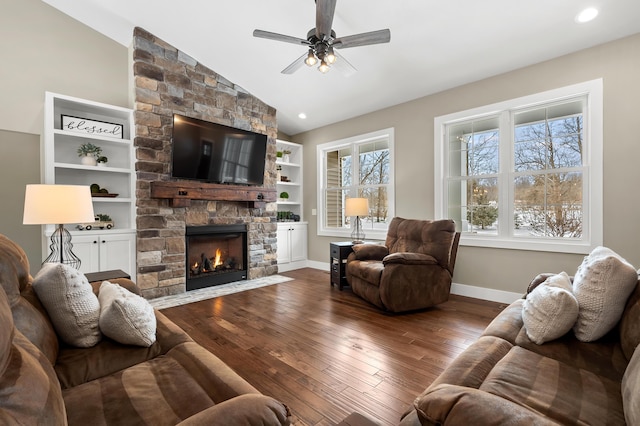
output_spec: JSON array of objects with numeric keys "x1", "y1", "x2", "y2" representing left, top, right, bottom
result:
[{"x1": 345, "y1": 217, "x2": 460, "y2": 313}]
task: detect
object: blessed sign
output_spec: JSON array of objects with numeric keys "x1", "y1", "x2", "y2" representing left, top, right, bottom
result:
[{"x1": 61, "y1": 115, "x2": 123, "y2": 139}]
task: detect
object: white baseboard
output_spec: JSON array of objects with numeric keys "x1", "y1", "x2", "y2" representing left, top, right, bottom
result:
[
  {"x1": 277, "y1": 259, "x2": 309, "y2": 273},
  {"x1": 306, "y1": 261, "x2": 521, "y2": 304},
  {"x1": 450, "y1": 282, "x2": 522, "y2": 304},
  {"x1": 306, "y1": 260, "x2": 328, "y2": 271}
]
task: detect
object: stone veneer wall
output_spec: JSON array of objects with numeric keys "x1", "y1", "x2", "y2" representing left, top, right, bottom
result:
[{"x1": 131, "y1": 28, "x2": 278, "y2": 299}]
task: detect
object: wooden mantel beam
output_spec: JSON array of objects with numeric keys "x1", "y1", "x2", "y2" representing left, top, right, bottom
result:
[{"x1": 150, "y1": 181, "x2": 277, "y2": 208}]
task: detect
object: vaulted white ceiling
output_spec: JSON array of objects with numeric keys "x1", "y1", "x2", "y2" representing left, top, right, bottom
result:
[{"x1": 43, "y1": 0, "x2": 640, "y2": 136}]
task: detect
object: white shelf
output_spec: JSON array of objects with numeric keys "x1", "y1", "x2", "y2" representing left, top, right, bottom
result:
[
  {"x1": 43, "y1": 92, "x2": 136, "y2": 274},
  {"x1": 276, "y1": 140, "x2": 303, "y2": 219}
]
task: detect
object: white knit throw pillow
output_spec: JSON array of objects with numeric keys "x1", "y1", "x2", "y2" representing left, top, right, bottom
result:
[
  {"x1": 522, "y1": 272, "x2": 579, "y2": 345},
  {"x1": 98, "y1": 281, "x2": 156, "y2": 347},
  {"x1": 573, "y1": 246, "x2": 638, "y2": 342},
  {"x1": 32, "y1": 263, "x2": 101, "y2": 347}
]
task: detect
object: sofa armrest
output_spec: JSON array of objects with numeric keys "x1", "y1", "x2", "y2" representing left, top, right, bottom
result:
[
  {"x1": 414, "y1": 384, "x2": 553, "y2": 426},
  {"x1": 351, "y1": 244, "x2": 388, "y2": 261},
  {"x1": 383, "y1": 252, "x2": 438, "y2": 266},
  {"x1": 178, "y1": 394, "x2": 291, "y2": 426}
]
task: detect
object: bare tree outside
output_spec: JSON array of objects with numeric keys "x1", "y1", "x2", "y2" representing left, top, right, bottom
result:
[{"x1": 514, "y1": 113, "x2": 583, "y2": 237}]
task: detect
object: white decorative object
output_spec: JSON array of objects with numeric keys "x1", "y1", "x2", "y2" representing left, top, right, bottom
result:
[
  {"x1": 62, "y1": 115, "x2": 123, "y2": 139},
  {"x1": 522, "y1": 272, "x2": 579, "y2": 344},
  {"x1": 32, "y1": 263, "x2": 101, "y2": 347},
  {"x1": 81, "y1": 155, "x2": 97, "y2": 166},
  {"x1": 98, "y1": 281, "x2": 156, "y2": 347},
  {"x1": 573, "y1": 246, "x2": 638, "y2": 342}
]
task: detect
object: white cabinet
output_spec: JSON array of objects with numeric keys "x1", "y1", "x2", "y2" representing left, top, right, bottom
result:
[
  {"x1": 276, "y1": 140, "x2": 302, "y2": 220},
  {"x1": 43, "y1": 92, "x2": 136, "y2": 277},
  {"x1": 72, "y1": 232, "x2": 136, "y2": 276},
  {"x1": 277, "y1": 222, "x2": 308, "y2": 272}
]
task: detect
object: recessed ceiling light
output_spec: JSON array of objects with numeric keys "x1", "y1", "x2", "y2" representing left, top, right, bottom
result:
[
  {"x1": 298, "y1": 113, "x2": 307, "y2": 119},
  {"x1": 575, "y1": 7, "x2": 598, "y2": 23}
]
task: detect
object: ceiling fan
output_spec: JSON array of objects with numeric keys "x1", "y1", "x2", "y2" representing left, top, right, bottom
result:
[{"x1": 253, "y1": 0, "x2": 390, "y2": 75}]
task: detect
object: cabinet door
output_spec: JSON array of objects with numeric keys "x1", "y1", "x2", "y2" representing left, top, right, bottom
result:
[
  {"x1": 276, "y1": 225, "x2": 291, "y2": 264},
  {"x1": 289, "y1": 224, "x2": 307, "y2": 263},
  {"x1": 99, "y1": 233, "x2": 135, "y2": 275},
  {"x1": 71, "y1": 234, "x2": 100, "y2": 274}
]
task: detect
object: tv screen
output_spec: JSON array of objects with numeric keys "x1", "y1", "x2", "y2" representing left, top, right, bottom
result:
[{"x1": 171, "y1": 114, "x2": 267, "y2": 185}]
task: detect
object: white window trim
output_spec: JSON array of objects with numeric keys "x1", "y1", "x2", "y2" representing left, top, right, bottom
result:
[
  {"x1": 317, "y1": 128, "x2": 395, "y2": 240},
  {"x1": 434, "y1": 79, "x2": 603, "y2": 254}
]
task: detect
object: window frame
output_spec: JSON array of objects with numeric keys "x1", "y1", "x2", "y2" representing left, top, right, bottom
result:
[
  {"x1": 434, "y1": 79, "x2": 603, "y2": 254},
  {"x1": 317, "y1": 128, "x2": 395, "y2": 240}
]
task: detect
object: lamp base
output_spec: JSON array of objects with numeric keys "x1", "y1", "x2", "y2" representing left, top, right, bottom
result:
[
  {"x1": 44, "y1": 224, "x2": 81, "y2": 269},
  {"x1": 351, "y1": 216, "x2": 365, "y2": 245}
]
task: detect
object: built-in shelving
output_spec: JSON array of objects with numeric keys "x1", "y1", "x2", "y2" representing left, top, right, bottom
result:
[{"x1": 43, "y1": 92, "x2": 136, "y2": 275}]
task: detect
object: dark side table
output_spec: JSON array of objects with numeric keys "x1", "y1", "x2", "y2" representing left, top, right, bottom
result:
[{"x1": 330, "y1": 242, "x2": 354, "y2": 290}]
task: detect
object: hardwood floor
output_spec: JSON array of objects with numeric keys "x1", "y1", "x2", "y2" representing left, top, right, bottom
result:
[{"x1": 161, "y1": 268, "x2": 508, "y2": 426}]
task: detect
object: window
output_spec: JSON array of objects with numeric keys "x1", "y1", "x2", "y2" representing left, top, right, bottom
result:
[
  {"x1": 435, "y1": 80, "x2": 602, "y2": 253},
  {"x1": 317, "y1": 128, "x2": 394, "y2": 240}
]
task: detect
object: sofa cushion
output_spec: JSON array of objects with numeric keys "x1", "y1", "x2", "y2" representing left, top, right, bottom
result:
[
  {"x1": 478, "y1": 346, "x2": 624, "y2": 425},
  {"x1": 619, "y1": 277, "x2": 640, "y2": 360},
  {"x1": 62, "y1": 341, "x2": 261, "y2": 425},
  {"x1": 622, "y1": 344, "x2": 640, "y2": 426},
  {"x1": 0, "y1": 287, "x2": 67, "y2": 424},
  {"x1": 55, "y1": 309, "x2": 192, "y2": 389},
  {"x1": 385, "y1": 217, "x2": 455, "y2": 267},
  {"x1": 32, "y1": 263, "x2": 101, "y2": 348},
  {"x1": 573, "y1": 246, "x2": 637, "y2": 342},
  {"x1": 98, "y1": 281, "x2": 156, "y2": 347},
  {"x1": 522, "y1": 272, "x2": 579, "y2": 345}
]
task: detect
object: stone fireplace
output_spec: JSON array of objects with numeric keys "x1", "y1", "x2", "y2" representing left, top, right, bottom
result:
[
  {"x1": 131, "y1": 27, "x2": 279, "y2": 299},
  {"x1": 186, "y1": 224, "x2": 247, "y2": 291}
]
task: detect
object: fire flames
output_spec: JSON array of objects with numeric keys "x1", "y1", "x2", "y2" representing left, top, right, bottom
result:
[
  {"x1": 213, "y1": 248, "x2": 222, "y2": 268},
  {"x1": 191, "y1": 248, "x2": 224, "y2": 275}
]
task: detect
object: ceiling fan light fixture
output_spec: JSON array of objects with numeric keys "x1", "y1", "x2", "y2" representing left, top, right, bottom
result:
[
  {"x1": 304, "y1": 49, "x2": 318, "y2": 66},
  {"x1": 326, "y1": 47, "x2": 336, "y2": 64},
  {"x1": 318, "y1": 60, "x2": 330, "y2": 74}
]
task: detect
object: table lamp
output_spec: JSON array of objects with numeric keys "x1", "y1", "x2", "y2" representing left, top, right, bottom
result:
[
  {"x1": 345, "y1": 197, "x2": 369, "y2": 244},
  {"x1": 23, "y1": 184, "x2": 95, "y2": 269}
]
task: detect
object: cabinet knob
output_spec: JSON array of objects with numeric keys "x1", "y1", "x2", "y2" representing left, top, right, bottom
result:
[
  {"x1": 93, "y1": 240, "x2": 98, "y2": 244},
  {"x1": 101, "y1": 240, "x2": 106, "y2": 244}
]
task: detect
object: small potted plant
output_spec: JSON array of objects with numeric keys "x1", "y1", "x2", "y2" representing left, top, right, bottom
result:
[
  {"x1": 279, "y1": 191, "x2": 289, "y2": 201},
  {"x1": 276, "y1": 151, "x2": 283, "y2": 160},
  {"x1": 97, "y1": 156, "x2": 108, "y2": 167},
  {"x1": 77, "y1": 143, "x2": 102, "y2": 166}
]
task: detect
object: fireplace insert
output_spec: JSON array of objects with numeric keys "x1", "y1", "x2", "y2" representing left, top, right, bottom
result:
[{"x1": 185, "y1": 224, "x2": 247, "y2": 291}]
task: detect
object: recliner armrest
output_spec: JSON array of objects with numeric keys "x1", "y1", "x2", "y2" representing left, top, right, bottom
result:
[
  {"x1": 383, "y1": 252, "x2": 438, "y2": 266},
  {"x1": 351, "y1": 244, "x2": 389, "y2": 261}
]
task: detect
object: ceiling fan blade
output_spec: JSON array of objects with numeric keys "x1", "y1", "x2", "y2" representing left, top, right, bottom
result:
[
  {"x1": 316, "y1": 0, "x2": 337, "y2": 40},
  {"x1": 333, "y1": 29, "x2": 391, "y2": 49},
  {"x1": 281, "y1": 52, "x2": 308, "y2": 75},
  {"x1": 331, "y1": 51, "x2": 357, "y2": 77},
  {"x1": 253, "y1": 29, "x2": 310, "y2": 46}
]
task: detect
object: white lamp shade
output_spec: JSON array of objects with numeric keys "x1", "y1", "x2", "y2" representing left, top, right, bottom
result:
[
  {"x1": 23, "y1": 184, "x2": 95, "y2": 225},
  {"x1": 345, "y1": 198, "x2": 369, "y2": 217}
]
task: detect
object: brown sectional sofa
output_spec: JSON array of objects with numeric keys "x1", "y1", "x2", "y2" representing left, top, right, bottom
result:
[
  {"x1": 0, "y1": 234, "x2": 290, "y2": 425},
  {"x1": 399, "y1": 272, "x2": 640, "y2": 426}
]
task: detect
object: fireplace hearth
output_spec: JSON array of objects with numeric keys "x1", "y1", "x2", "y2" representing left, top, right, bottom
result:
[{"x1": 185, "y1": 225, "x2": 247, "y2": 291}]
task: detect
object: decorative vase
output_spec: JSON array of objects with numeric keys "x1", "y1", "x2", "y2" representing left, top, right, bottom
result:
[
  {"x1": 282, "y1": 154, "x2": 290, "y2": 163},
  {"x1": 97, "y1": 162, "x2": 106, "y2": 167},
  {"x1": 81, "y1": 155, "x2": 97, "y2": 166}
]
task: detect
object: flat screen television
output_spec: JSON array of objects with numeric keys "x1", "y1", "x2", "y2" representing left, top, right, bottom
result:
[{"x1": 171, "y1": 114, "x2": 267, "y2": 185}]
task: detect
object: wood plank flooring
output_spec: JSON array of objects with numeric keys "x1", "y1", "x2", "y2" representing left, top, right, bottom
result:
[{"x1": 160, "y1": 268, "x2": 508, "y2": 425}]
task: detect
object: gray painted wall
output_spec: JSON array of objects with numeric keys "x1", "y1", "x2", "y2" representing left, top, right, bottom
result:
[
  {"x1": 294, "y1": 33, "x2": 640, "y2": 296},
  {"x1": 0, "y1": 0, "x2": 129, "y2": 271}
]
